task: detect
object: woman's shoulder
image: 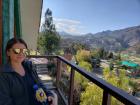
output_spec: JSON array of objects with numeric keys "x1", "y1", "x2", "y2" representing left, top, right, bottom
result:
[
  {"x1": 0, "y1": 64, "x2": 15, "y2": 81},
  {"x1": 0, "y1": 63, "x2": 15, "y2": 72}
]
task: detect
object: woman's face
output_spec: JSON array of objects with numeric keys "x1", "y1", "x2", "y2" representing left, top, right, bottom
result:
[{"x1": 7, "y1": 43, "x2": 28, "y2": 63}]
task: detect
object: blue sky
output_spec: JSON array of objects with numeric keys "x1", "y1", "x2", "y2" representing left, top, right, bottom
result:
[{"x1": 41, "y1": 0, "x2": 140, "y2": 35}]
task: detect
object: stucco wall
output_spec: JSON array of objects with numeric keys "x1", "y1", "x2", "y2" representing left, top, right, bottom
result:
[{"x1": 20, "y1": 0, "x2": 42, "y2": 50}]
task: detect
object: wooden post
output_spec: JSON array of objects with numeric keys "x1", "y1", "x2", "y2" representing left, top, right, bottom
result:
[
  {"x1": 56, "y1": 59, "x2": 61, "y2": 88},
  {"x1": 68, "y1": 68, "x2": 75, "y2": 105},
  {"x1": 102, "y1": 90, "x2": 111, "y2": 105}
]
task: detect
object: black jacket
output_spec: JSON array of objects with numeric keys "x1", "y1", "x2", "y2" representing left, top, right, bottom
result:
[{"x1": 0, "y1": 61, "x2": 52, "y2": 105}]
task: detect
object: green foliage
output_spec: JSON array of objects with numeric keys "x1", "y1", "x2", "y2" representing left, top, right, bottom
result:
[
  {"x1": 91, "y1": 50, "x2": 100, "y2": 58},
  {"x1": 72, "y1": 43, "x2": 90, "y2": 54},
  {"x1": 80, "y1": 84, "x2": 103, "y2": 105},
  {"x1": 79, "y1": 61, "x2": 92, "y2": 72},
  {"x1": 91, "y1": 48, "x2": 109, "y2": 59},
  {"x1": 37, "y1": 32, "x2": 60, "y2": 54},
  {"x1": 73, "y1": 50, "x2": 130, "y2": 105},
  {"x1": 75, "y1": 61, "x2": 92, "y2": 89},
  {"x1": 73, "y1": 60, "x2": 92, "y2": 105},
  {"x1": 63, "y1": 42, "x2": 90, "y2": 55},
  {"x1": 104, "y1": 68, "x2": 129, "y2": 105},
  {"x1": 42, "y1": 8, "x2": 55, "y2": 32},
  {"x1": 37, "y1": 33, "x2": 46, "y2": 54},
  {"x1": 129, "y1": 79, "x2": 140, "y2": 93},
  {"x1": 76, "y1": 50, "x2": 91, "y2": 62},
  {"x1": 98, "y1": 48, "x2": 105, "y2": 58},
  {"x1": 37, "y1": 8, "x2": 61, "y2": 55},
  {"x1": 104, "y1": 68, "x2": 129, "y2": 91},
  {"x1": 80, "y1": 68, "x2": 130, "y2": 105}
]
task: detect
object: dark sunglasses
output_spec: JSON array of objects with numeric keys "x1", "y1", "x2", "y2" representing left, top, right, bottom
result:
[{"x1": 12, "y1": 48, "x2": 29, "y2": 55}]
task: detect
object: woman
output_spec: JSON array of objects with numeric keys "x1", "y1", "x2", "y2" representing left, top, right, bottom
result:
[{"x1": 0, "y1": 38, "x2": 57, "y2": 105}]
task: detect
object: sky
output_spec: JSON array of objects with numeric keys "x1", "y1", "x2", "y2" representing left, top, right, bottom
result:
[{"x1": 41, "y1": 0, "x2": 140, "y2": 35}]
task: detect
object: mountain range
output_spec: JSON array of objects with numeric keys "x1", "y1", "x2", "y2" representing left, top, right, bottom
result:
[{"x1": 59, "y1": 25, "x2": 140, "y2": 53}]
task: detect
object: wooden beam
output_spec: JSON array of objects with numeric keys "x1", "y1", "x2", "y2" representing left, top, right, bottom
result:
[{"x1": 0, "y1": 0, "x2": 2, "y2": 64}]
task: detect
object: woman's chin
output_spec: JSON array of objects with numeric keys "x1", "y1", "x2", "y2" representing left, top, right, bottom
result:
[{"x1": 14, "y1": 59, "x2": 24, "y2": 63}]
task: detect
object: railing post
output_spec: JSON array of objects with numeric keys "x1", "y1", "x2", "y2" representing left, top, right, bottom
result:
[
  {"x1": 102, "y1": 90, "x2": 111, "y2": 105},
  {"x1": 56, "y1": 59, "x2": 61, "y2": 88},
  {"x1": 68, "y1": 68, "x2": 75, "y2": 105}
]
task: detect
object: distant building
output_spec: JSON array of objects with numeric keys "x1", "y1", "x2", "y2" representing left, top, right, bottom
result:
[
  {"x1": 121, "y1": 60, "x2": 140, "y2": 77},
  {"x1": 121, "y1": 60, "x2": 139, "y2": 68}
]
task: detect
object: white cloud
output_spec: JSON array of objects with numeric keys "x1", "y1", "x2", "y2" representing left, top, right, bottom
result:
[
  {"x1": 40, "y1": 17, "x2": 86, "y2": 35},
  {"x1": 54, "y1": 18, "x2": 86, "y2": 35}
]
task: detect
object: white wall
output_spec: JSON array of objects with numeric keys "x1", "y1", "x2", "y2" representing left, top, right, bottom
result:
[{"x1": 20, "y1": 0, "x2": 43, "y2": 50}]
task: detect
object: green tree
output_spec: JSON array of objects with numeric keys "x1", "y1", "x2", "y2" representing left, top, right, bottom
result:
[
  {"x1": 75, "y1": 61, "x2": 92, "y2": 88},
  {"x1": 64, "y1": 42, "x2": 90, "y2": 55},
  {"x1": 74, "y1": 50, "x2": 92, "y2": 90},
  {"x1": 103, "y1": 68, "x2": 129, "y2": 92},
  {"x1": 91, "y1": 49, "x2": 100, "y2": 58},
  {"x1": 37, "y1": 8, "x2": 60, "y2": 54},
  {"x1": 108, "y1": 52, "x2": 114, "y2": 59},
  {"x1": 80, "y1": 84, "x2": 103, "y2": 105},
  {"x1": 80, "y1": 68, "x2": 130, "y2": 105},
  {"x1": 76, "y1": 50, "x2": 91, "y2": 62},
  {"x1": 98, "y1": 47, "x2": 108, "y2": 59},
  {"x1": 42, "y1": 8, "x2": 55, "y2": 32}
]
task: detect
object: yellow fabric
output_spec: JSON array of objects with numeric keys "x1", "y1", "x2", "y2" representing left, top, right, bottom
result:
[{"x1": 36, "y1": 88, "x2": 47, "y2": 103}]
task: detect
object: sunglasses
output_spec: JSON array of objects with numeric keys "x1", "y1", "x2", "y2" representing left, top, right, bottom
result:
[{"x1": 12, "y1": 48, "x2": 29, "y2": 55}]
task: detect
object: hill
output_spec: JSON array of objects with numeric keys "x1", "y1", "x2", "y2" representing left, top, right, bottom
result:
[{"x1": 60, "y1": 25, "x2": 140, "y2": 53}]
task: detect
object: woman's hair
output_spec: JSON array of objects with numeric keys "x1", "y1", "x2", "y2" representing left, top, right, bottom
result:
[
  {"x1": 6, "y1": 38, "x2": 28, "y2": 62},
  {"x1": 6, "y1": 38, "x2": 27, "y2": 52}
]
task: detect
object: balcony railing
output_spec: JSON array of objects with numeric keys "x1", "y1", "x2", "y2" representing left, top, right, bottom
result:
[{"x1": 28, "y1": 55, "x2": 140, "y2": 105}]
